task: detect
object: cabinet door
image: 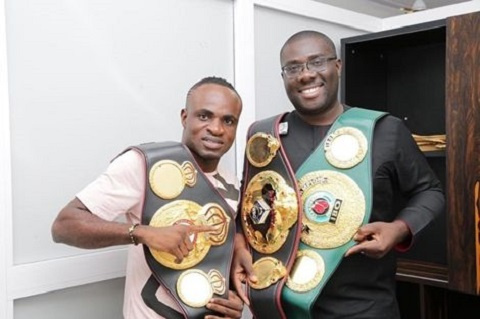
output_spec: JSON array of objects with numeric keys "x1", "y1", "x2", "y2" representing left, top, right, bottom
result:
[
  {"x1": 446, "y1": 11, "x2": 480, "y2": 295},
  {"x1": 341, "y1": 19, "x2": 449, "y2": 285}
]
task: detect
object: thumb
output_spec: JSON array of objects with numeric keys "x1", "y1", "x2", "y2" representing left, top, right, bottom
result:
[{"x1": 242, "y1": 258, "x2": 258, "y2": 283}]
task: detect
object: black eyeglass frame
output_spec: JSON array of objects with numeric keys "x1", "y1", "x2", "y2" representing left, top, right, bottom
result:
[{"x1": 281, "y1": 56, "x2": 337, "y2": 78}]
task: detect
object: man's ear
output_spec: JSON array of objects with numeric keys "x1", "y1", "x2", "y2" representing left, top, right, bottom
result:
[
  {"x1": 180, "y1": 108, "x2": 187, "y2": 127},
  {"x1": 336, "y1": 59, "x2": 343, "y2": 77}
]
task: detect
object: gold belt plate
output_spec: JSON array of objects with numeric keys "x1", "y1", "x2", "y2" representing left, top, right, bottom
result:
[
  {"x1": 149, "y1": 200, "x2": 230, "y2": 269},
  {"x1": 298, "y1": 170, "x2": 365, "y2": 249},
  {"x1": 241, "y1": 170, "x2": 298, "y2": 254},
  {"x1": 177, "y1": 269, "x2": 226, "y2": 307},
  {"x1": 324, "y1": 127, "x2": 367, "y2": 169},
  {"x1": 286, "y1": 249, "x2": 325, "y2": 292},
  {"x1": 149, "y1": 160, "x2": 197, "y2": 199},
  {"x1": 249, "y1": 257, "x2": 287, "y2": 290},
  {"x1": 246, "y1": 132, "x2": 280, "y2": 168}
]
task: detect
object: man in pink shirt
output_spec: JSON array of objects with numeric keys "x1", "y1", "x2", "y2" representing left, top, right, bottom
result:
[{"x1": 52, "y1": 76, "x2": 244, "y2": 319}]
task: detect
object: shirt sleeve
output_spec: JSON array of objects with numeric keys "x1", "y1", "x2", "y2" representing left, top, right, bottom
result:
[
  {"x1": 391, "y1": 119, "x2": 445, "y2": 244},
  {"x1": 76, "y1": 149, "x2": 146, "y2": 224}
]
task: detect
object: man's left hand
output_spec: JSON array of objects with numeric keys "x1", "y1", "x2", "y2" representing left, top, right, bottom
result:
[{"x1": 345, "y1": 220, "x2": 410, "y2": 258}]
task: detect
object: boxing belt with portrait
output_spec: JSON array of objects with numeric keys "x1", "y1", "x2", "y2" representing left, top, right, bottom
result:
[
  {"x1": 130, "y1": 141, "x2": 235, "y2": 319},
  {"x1": 281, "y1": 107, "x2": 387, "y2": 319},
  {"x1": 240, "y1": 114, "x2": 303, "y2": 319}
]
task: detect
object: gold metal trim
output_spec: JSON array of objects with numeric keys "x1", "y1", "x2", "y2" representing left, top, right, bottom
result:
[
  {"x1": 246, "y1": 133, "x2": 280, "y2": 168},
  {"x1": 177, "y1": 269, "x2": 214, "y2": 308},
  {"x1": 199, "y1": 203, "x2": 231, "y2": 246},
  {"x1": 208, "y1": 269, "x2": 226, "y2": 295},
  {"x1": 298, "y1": 170, "x2": 365, "y2": 249},
  {"x1": 249, "y1": 257, "x2": 287, "y2": 290},
  {"x1": 286, "y1": 250, "x2": 325, "y2": 292},
  {"x1": 149, "y1": 160, "x2": 197, "y2": 199},
  {"x1": 324, "y1": 127, "x2": 367, "y2": 169},
  {"x1": 149, "y1": 200, "x2": 208, "y2": 269},
  {"x1": 149, "y1": 200, "x2": 230, "y2": 270},
  {"x1": 182, "y1": 161, "x2": 197, "y2": 187},
  {"x1": 241, "y1": 170, "x2": 298, "y2": 254}
]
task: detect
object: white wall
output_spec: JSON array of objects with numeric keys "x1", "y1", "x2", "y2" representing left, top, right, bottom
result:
[
  {"x1": 1, "y1": 0, "x2": 479, "y2": 318},
  {"x1": 14, "y1": 279, "x2": 125, "y2": 319},
  {"x1": 3, "y1": 0, "x2": 236, "y2": 317},
  {"x1": 254, "y1": 6, "x2": 366, "y2": 120},
  {"x1": 7, "y1": 0, "x2": 235, "y2": 265}
]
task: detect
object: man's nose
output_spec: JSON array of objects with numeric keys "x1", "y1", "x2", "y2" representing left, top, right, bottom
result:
[
  {"x1": 208, "y1": 119, "x2": 224, "y2": 135},
  {"x1": 298, "y1": 64, "x2": 317, "y2": 80}
]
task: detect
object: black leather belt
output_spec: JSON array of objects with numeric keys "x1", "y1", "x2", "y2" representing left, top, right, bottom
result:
[
  {"x1": 130, "y1": 141, "x2": 235, "y2": 319},
  {"x1": 240, "y1": 115, "x2": 302, "y2": 319}
]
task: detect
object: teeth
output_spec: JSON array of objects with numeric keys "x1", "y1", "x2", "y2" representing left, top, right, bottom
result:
[{"x1": 302, "y1": 87, "x2": 318, "y2": 94}]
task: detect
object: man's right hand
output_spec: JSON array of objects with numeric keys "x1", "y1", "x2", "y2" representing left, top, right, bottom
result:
[{"x1": 137, "y1": 224, "x2": 215, "y2": 263}]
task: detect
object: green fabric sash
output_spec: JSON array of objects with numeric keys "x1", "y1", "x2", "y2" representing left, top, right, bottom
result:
[{"x1": 282, "y1": 107, "x2": 386, "y2": 319}]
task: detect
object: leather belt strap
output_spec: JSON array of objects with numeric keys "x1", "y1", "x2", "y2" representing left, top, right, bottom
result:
[
  {"x1": 241, "y1": 114, "x2": 303, "y2": 319},
  {"x1": 131, "y1": 141, "x2": 235, "y2": 319},
  {"x1": 282, "y1": 107, "x2": 386, "y2": 319},
  {"x1": 141, "y1": 275, "x2": 184, "y2": 319}
]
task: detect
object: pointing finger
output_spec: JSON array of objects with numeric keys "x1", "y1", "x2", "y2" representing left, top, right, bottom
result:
[{"x1": 188, "y1": 224, "x2": 216, "y2": 234}]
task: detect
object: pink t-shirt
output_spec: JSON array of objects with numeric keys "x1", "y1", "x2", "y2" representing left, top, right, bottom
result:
[{"x1": 77, "y1": 149, "x2": 240, "y2": 319}]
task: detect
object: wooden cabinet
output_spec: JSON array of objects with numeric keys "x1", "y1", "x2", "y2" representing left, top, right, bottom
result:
[{"x1": 340, "y1": 11, "x2": 480, "y2": 319}]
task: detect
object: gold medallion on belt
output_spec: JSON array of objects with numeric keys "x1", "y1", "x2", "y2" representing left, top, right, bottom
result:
[
  {"x1": 241, "y1": 170, "x2": 298, "y2": 254},
  {"x1": 286, "y1": 249, "x2": 325, "y2": 292},
  {"x1": 298, "y1": 170, "x2": 365, "y2": 249},
  {"x1": 249, "y1": 257, "x2": 287, "y2": 290},
  {"x1": 324, "y1": 127, "x2": 367, "y2": 169},
  {"x1": 149, "y1": 160, "x2": 197, "y2": 199},
  {"x1": 177, "y1": 268, "x2": 226, "y2": 307},
  {"x1": 149, "y1": 200, "x2": 230, "y2": 270},
  {"x1": 246, "y1": 133, "x2": 280, "y2": 168}
]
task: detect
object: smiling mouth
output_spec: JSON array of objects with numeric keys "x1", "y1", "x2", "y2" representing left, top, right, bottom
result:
[
  {"x1": 299, "y1": 85, "x2": 323, "y2": 98},
  {"x1": 301, "y1": 87, "x2": 319, "y2": 94}
]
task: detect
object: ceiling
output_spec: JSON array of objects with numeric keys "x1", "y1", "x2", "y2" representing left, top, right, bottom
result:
[{"x1": 311, "y1": 0, "x2": 472, "y2": 18}]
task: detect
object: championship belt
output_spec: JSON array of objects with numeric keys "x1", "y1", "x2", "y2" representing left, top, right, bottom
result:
[
  {"x1": 131, "y1": 141, "x2": 235, "y2": 319},
  {"x1": 240, "y1": 114, "x2": 303, "y2": 319},
  {"x1": 281, "y1": 107, "x2": 386, "y2": 319}
]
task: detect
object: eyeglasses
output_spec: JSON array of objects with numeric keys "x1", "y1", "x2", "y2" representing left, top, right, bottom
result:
[{"x1": 282, "y1": 56, "x2": 337, "y2": 78}]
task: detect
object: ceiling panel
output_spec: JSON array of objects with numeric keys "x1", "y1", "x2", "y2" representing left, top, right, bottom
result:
[{"x1": 311, "y1": 0, "x2": 472, "y2": 18}]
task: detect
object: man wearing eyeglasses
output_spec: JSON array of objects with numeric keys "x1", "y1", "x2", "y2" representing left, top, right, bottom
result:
[{"x1": 232, "y1": 31, "x2": 444, "y2": 319}]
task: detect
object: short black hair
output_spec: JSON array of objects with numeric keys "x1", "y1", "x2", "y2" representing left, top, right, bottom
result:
[
  {"x1": 186, "y1": 76, "x2": 241, "y2": 103},
  {"x1": 280, "y1": 30, "x2": 337, "y2": 61}
]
